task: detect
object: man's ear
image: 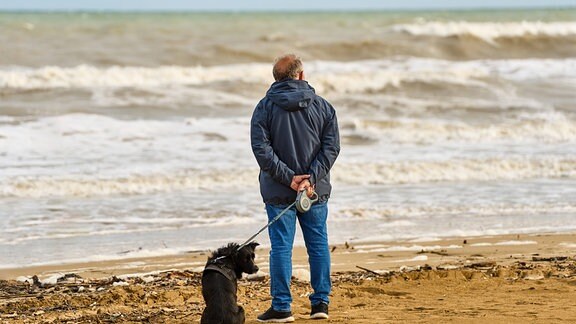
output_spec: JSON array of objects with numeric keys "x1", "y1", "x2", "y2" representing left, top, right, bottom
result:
[{"x1": 298, "y1": 71, "x2": 304, "y2": 80}]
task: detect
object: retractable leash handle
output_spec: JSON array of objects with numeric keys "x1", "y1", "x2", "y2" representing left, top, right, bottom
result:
[{"x1": 295, "y1": 189, "x2": 319, "y2": 213}]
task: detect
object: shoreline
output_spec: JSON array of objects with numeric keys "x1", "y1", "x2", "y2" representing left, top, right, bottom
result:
[{"x1": 3, "y1": 232, "x2": 575, "y2": 281}]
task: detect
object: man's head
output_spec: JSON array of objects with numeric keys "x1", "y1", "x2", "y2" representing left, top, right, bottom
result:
[{"x1": 273, "y1": 54, "x2": 304, "y2": 81}]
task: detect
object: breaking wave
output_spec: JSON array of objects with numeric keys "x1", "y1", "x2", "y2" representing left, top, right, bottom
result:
[
  {"x1": 337, "y1": 203, "x2": 576, "y2": 220},
  {"x1": 344, "y1": 115, "x2": 576, "y2": 143},
  {"x1": 0, "y1": 64, "x2": 270, "y2": 90},
  {"x1": 333, "y1": 157, "x2": 576, "y2": 185},
  {"x1": 390, "y1": 21, "x2": 576, "y2": 41},
  {"x1": 0, "y1": 168, "x2": 256, "y2": 198},
  {"x1": 2, "y1": 157, "x2": 575, "y2": 197},
  {"x1": 1, "y1": 58, "x2": 575, "y2": 97}
]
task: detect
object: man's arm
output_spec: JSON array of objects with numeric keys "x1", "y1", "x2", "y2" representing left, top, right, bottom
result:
[
  {"x1": 307, "y1": 103, "x2": 340, "y2": 185},
  {"x1": 250, "y1": 101, "x2": 295, "y2": 187}
]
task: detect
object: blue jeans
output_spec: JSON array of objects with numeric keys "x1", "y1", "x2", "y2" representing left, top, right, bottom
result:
[{"x1": 266, "y1": 202, "x2": 331, "y2": 312}]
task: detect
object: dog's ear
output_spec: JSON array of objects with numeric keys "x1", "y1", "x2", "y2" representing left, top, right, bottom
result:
[{"x1": 248, "y1": 242, "x2": 259, "y2": 250}]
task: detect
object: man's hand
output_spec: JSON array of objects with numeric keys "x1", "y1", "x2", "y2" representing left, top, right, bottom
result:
[
  {"x1": 298, "y1": 179, "x2": 316, "y2": 198},
  {"x1": 290, "y1": 174, "x2": 310, "y2": 191}
]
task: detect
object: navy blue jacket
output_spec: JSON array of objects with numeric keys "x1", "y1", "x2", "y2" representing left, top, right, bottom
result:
[{"x1": 250, "y1": 79, "x2": 340, "y2": 205}]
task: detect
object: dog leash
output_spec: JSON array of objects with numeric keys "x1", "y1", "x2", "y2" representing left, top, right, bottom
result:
[
  {"x1": 236, "y1": 190, "x2": 319, "y2": 251},
  {"x1": 212, "y1": 202, "x2": 295, "y2": 262},
  {"x1": 236, "y1": 201, "x2": 295, "y2": 252}
]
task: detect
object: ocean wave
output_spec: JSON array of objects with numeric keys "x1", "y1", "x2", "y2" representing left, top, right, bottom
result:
[
  {"x1": 0, "y1": 168, "x2": 257, "y2": 197},
  {"x1": 2, "y1": 157, "x2": 575, "y2": 197},
  {"x1": 336, "y1": 203, "x2": 576, "y2": 220},
  {"x1": 3, "y1": 15, "x2": 576, "y2": 71},
  {"x1": 333, "y1": 157, "x2": 576, "y2": 185},
  {"x1": 0, "y1": 214, "x2": 259, "y2": 246},
  {"x1": 309, "y1": 58, "x2": 576, "y2": 95},
  {"x1": 344, "y1": 114, "x2": 576, "y2": 143},
  {"x1": 1, "y1": 58, "x2": 575, "y2": 93},
  {"x1": 0, "y1": 64, "x2": 271, "y2": 90},
  {"x1": 390, "y1": 21, "x2": 576, "y2": 41},
  {"x1": 0, "y1": 247, "x2": 192, "y2": 270},
  {"x1": 298, "y1": 20, "x2": 576, "y2": 60}
]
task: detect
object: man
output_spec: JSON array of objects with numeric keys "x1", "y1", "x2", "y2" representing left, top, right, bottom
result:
[{"x1": 250, "y1": 54, "x2": 340, "y2": 322}]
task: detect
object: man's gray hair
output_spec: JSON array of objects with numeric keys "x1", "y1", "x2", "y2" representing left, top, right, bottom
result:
[{"x1": 273, "y1": 54, "x2": 303, "y2": 81}]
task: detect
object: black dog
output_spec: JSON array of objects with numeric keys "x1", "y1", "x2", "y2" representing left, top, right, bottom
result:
[{"x1": 201, "y1": 242, "x2": 259, "y2": 324}]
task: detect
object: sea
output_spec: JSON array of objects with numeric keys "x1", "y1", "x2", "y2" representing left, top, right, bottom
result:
[{"x1": 1, "y1": 9, "x2": 576, "y2": 269}]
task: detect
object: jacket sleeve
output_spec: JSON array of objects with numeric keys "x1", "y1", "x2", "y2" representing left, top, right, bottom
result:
[
  {"x1": 250, "y1": 100, "x2": 295, "y2": 187},
  {"x1": 308, "y1": 103, "x2": 341, "y2": 185}
]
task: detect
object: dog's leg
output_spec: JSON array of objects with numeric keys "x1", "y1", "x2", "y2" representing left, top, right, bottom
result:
[
  {"x1": 236, "y1": 305, "x2": 245, "y2": 324},
  {"x1": 200, "y1": 309, "x2": 209, "y2": 324}
]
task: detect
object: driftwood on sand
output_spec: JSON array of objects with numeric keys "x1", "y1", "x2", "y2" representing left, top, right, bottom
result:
[{"x1": 1, "y1": 257, "x2": 575, "y2": 323}]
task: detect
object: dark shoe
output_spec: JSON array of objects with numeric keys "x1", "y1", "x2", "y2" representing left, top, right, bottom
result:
[
  {"x1": 257, "y1": 307, "x2": 295, "y2": 323},
  {"x1": 310, "y1": 302, "x2": 329, "y2": 319}
]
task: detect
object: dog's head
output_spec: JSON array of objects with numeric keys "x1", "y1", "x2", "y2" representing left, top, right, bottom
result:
[
  {"x1": 208, "y1": 242, "x2": 260, "y2": 276},
  {"x1": 235, "y1": 242, "x2": 259, "y2": 275}
]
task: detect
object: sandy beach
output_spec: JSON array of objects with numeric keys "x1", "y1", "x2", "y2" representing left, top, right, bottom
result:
[{"x1": 2, "y1": 232, "x2": 575, "y2": 323}]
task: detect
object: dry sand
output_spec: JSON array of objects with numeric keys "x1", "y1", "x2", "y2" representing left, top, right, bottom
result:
[{"x1": 1, "y1": 233, "x2": 576, "y2": 323}]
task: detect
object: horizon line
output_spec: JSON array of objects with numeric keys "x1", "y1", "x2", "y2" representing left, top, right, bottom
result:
[{"x1": 0, "y1": 5, "x2": 575, "y2": 13}]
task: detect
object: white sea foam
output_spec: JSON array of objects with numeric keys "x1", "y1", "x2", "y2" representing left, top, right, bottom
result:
[
  {"x1": 1, "y1": 226, "x2": 184, "y2": 245},
  {"x1": 2, "y1": 156, "x2": 576, "y2": 197},
  {"x1": 310, "y1": 58, "x2": 576, "y2": 97},
  {"x1": 0, "y1": 247, "x2": 190, "y2": 270},
  {"x1": 353, "y1": 244, "x2": 389, "y2": 249},
  {"x1": 494, "y1": 240, "x2": 537, "y2": 246},
  {"x1": 0, "y1": 170, "x2": 254, "y2": 197},
  {"x1": 332, "y1": 157, "x2": 576, "y2": 185},
  {"x1": 337, "y1": 203, "x2": 576, "y2": 220},
  {"x1": 391, "y1": 255, "x2": 429, "y2": 263},
  {"x1": 346, "y1": 116, "x2": 576, "y2": 143},
  {"x1": 408, "y1": 237, "x2": 442, "y2": 243},
  {"x1": 347, "y1": 227, "x2": 576, "y2": 247},
  {"x1": 469, "y1": 242, "x2": 493, "y2": 247},
  {"x1": 470, "y1": 241, "x2": 538, "y2": 247},
  {"x1": 354, "y1": 244, "x2": 462, "y2": 253},
  {"x1": 390, "y1": 21, "x2": 576, "y2": 41},
  {"x1": 90, "y1": 86, "x2": 255, "y2": 108},
  {"x1": 1, "y1": 110, "x2": 575, "y2": 199},
  {"x1": 1, "y1": 58, "x2": 575, "y2": 94},
  {"x1": 0, "y1": 64, "x2": 270, "y2": 89},
  {"x1": 1, "y1": 213, "x2": 260, "y2": 245},
  {"x1": 0, "y1": 113, "x2": 256, "y2": 196}
]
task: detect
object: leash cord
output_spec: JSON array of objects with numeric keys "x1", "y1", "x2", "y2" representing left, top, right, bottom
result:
[{"x1": 236, "y1": 201, "x2": 296, "y2": 251}]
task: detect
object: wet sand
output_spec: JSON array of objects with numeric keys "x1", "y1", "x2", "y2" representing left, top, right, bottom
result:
[{"x1": 1, "y1": 233, "x2": 576, "y2": 323}]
